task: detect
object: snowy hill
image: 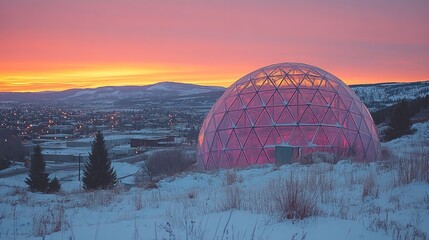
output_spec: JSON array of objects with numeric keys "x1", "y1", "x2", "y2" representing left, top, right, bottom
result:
[
  {"x1": 350, "y1": 80, "x2": 429, "y2": 111},
  {"x1": 1, "y1": 121, "x2": 428, "y2": 239},
  {"x1": 0, "y1": 82, "x2": 225, "y2": 103}
]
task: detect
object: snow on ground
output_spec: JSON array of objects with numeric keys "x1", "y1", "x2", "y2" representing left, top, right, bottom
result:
[{"x1": 0, "y1": 123, "x2": 428, "y2": 240}]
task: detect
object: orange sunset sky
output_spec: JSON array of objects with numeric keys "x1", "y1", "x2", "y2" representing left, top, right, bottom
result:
[{"x1": 1, "y1": 0, "x2": 428, "y2": 92}]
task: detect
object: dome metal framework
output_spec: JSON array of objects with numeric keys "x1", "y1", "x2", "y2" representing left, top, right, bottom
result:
[{"x1": 197, "y1": 63, "x2": 380, "y2": 170}]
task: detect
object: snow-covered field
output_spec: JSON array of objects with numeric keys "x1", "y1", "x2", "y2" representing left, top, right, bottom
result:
[{"x1": 0, "y1": 122, "x2": 428, "y2": 240}]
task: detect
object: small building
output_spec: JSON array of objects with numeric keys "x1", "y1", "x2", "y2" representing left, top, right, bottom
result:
[{"x1": 130, "y1": 137, "x2": 168, "y2": 147}]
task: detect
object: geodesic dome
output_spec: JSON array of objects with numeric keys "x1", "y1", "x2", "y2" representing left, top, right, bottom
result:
[{"x1": 197, "y1": 62, "x2": 380, "y2": 170}]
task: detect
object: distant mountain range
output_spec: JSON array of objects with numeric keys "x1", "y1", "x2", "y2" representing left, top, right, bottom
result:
[
  {"x1": 0, "y1": 80, "x2": 428, "y2": 111},
  {"x1": 0, "y1": 82, "x2": 225, "y2": 103}
]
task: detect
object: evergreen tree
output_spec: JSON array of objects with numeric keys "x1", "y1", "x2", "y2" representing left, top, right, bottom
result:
[
  {"x1": 25, "y1": 145, "x2": 49, "y2": 192},
  {"x1": 82, "y1": 131, "x2": 117, "y2": 190},
  {"x1": 385, "y1": 100, "x2": 412, "y2": 140}
]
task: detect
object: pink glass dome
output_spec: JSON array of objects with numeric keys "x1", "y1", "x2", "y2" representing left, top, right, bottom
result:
[{"x1": 197, "y1": 63, "x2": 380, "y2": 170}]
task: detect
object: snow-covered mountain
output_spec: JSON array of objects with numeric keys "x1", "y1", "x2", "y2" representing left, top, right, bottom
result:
[
  {"x1": 1, "y1": 81, "x2": 427, "y2": 111},
  {"x1": 350, "y1": 80, "x2": 429, "y2": 111},
  {"x1": 0, "y1": 82, "x2": 225, "y2": 102}
]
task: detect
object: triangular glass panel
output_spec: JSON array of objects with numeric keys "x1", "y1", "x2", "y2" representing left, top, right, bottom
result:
[
  {"x1": 244, "y1": 148, "x2": 261, "y2": 165},
  {"x1": 299, "y1": 107, "x2": 318, "y2": 124},
  {"x1": 235, "y1": 150, "x2": 249, "y2": 168},
  {"x1": 252, "y1": 70, "x2": 268, "y2": 81},
  {"x1": 289, "y1": 127, "x2": 308, "y2": 146},
  {"x1": 353, "y1": 133, "x2": 365, "y2": 157},
  {"x1": 312, "y1": 127, "x2": 330, "y2": 146},
  {"x1": 217, "y1": 152, "x2": 231, "y2": 169},
  {"x1": 266, "y1": 106, "x2": 284, "y2": 124},
  {"x1": 259, "y1": 91, "x2": 273, "y2": 105},
  {"x1": 212, "y1": 133, "x2": 223, "y2": 150},
  {"x1": 278, "y1": 89, "x2": 296, "y2": 104},
  {"x1": 244, "y1": 128, "x2": 262, "y2": 148},
  {"x1": 276, "y1": 107, "x2": 295, "y2": 124},
  {"x1": 312, "y1": 77, "x2": 323, "y2": 88},
  {"x1": 359, "y1": 118, "x2": 371, "y2": 136},
  {"x1": 301, "y1": 125, "x2": 318, "y2": 143},
  {"x1": 288, "y1": 91, "x2": 301, "y2": 106},
  {"x1": 300, "y1": 75, "x2": 314, "y2": 87},
  {"x1": 349, "y1": 100, "x2": 360, "y2": 114},
  {"x1": 332, "y1": 109, "x2": 348, "y2": 125},
  {"x1": 309, "y1": 105, "x2": 327, "y2": 122},
  {"x1": 278, "y1": 77, "x2": 295, "y2": 89},
  {"x1": 267, "y1": 90, "x2": 284, "y2": 106},
  {"x1": 206, "y1": 116, "x2": 217, "y2": 133},
  {"x1": 235, "y1": 83, "x2": 246, "y2": 95},
  {"x1": 260, "y1": 78, "x2": 275, "y2": 92},
  {"x1": 246, "y1": 108, "x2": 262, "y2": 125},
  {"x1": 241, "y1": 81, "x2": 256, "y2": 94},
  {"x1": 253, "y1": 77, "x2": 266, "y2": 90},
  {"x1": 286, "y1": 74, "x2": 301, "y2": 87},
  {"x1": 226, "y1": 130, "x2": 241, "y2": 149},
  {"x1": 287, "y1": 67, "x2": 305, "y2": 75},
  {"x1": 270, "y1": 75, "x2": 284, "y2": 88},
  {"x1": 248, "y1": 94, "x2": 263, "y2": 109},
  {"x1": 328, "y1": 80, "x2": 340, "y2": 92},
  {"x1": 322, "y1": 108, "x2": 338, "y2": 125},
  {"x1": 321, "y1": 126, "x2": 339, "y2": 145},
  {"x1": 224, "y1": 97, "x2": 236, "y2": 111},
  {"x1": 228, "y1": 110, "x2": 242, "y2": 126},
  {"x1": 269, "y1": 67, "x2": 284, "y2": 77},
  {"x1": 264, "y1": 148, "x2": 275, "y2": 163},
  {"x1": 213, "y1": 101, "x2": 226, "y2": 113},
  {"x1": 256, "y1": 150, "x2": 270, "y2": 165},
  {"x1": 343, "y1": 128, "x2": 358, "y2": 146},
  {"x1": 300, "y1": 88, "x2": 317, "y2": 104},
  {"x1": 266, "y1": 127, "x2": 282, "y2": 145},
  {"x1": 217, "y1": 113, "x2": 231, "y2": 130},
  {"x1": 333, "y1": 130, "x2": 349, "y2": 149},
  {"x1": 227, "y1": 97, "x2": 243, "y2": 111},
  {"x1": 344, "y1": 112, "x2": 358, "y2": 131},
  {"x1": 331, "y1": 94, "x2": 348, "y2": 111},
  {"x1": 234, "y1": 128, "x2": 249, "y2": 146},
  {"x1": 320, "y1": 90, "x2": 336, "y2": 105},
  {"x1": 205, "y1": 132, "x2": 215, "y2": 149},
  {"x1": 225, "y1": 150, "x2": 240, "y2": 167},
  {"x1": 310, "y1": 91, "x2": 328, "y2": 106},
  {"x1": 276, "y1": 126, "x2": 294, "y2": 143},
  {"x1": 218, "y1": 129, "x2": 232, "y2": 147},
  {"x1": 255, "y1": 127, "x2": 272, "y2": 145},
  {"x1": 239, "y1": 93, "x2": 253, "y2": 109},
  {"x1": 256, "y1": 109, "x2": 273, "y2": 127},
  {"x1": 236, "y1": 111, "x2": 252, "y2": 128},
  {"x1": 365, "y1": 140, "x2": 376, "y2": 161},
  {"x1": 206, "y1": 154, "x2": 217, "y2": 169},
  {"x1": 351, "y1": 113, "x2": 363, "y2": 131}
]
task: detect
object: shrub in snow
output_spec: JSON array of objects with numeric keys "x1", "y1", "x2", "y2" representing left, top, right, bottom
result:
[
  {"x1": 271, "y1": 174, "x2": 319, "y2": 220},
  {"x1": 222, "y1": 186, "x2": 241, "y2": 210},
  {"x1": 47, "y1": 177, "x2": 61, "y2": 193},
  {"x1": 82, "y1": 131, "x2": 117, "y2": 190},
  {"x1": 0, "y1": 157, "x2": 11, "y2": 170},
  {"x1": 297, "y1": 151, "x2": 338, "y2": 165},
  {"x1": 145, "y1": 149, "x2": 195, "y2": 178},
  {"x1": 362, "y1": 170, "x2": 378, "y2": 199}
]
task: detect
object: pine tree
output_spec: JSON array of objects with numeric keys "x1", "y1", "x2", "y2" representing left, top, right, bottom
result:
[
  {"x1": 25, "y1": 145, "x2": 49, "y2": 192},
  {"x1": 82, "y1": 131, "x2": 117, "y2": 190}
]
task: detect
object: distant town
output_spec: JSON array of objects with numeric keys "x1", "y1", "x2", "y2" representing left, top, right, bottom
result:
[{"x1": 0, "y1": 100, "x2": 210, "y2": 166}]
